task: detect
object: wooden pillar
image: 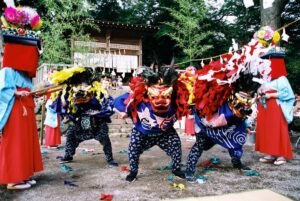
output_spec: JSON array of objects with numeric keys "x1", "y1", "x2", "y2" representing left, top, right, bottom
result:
[
  {"x1": 105, "y1": 30, "x2": 111, "y2": 51},
  {"x1": 138, "y1": 38, "x2": 143, "y2": 67},
  {"x1": 105, "y1": 31, "x2": 111, "y2": 71}
]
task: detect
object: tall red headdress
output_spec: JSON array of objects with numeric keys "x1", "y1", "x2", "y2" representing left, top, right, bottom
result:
[
  {"x1": 268, "y1": 57, "x2": 287, "y2": 79},
  {"x1": 261, "y1": 51, "x2": 287, "y2": 80},
  {"x1": 1, "y1": 5, "x2": 42, "y2": 77}
]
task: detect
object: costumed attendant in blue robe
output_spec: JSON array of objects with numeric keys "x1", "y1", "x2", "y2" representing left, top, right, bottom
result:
[
  {"x1": 252, "y1": 26, "x2": 295, "y2": 165},
  {"x1": 114, "y1": 67, "x2": 190, "y2": 182},
  {"x1": 0, "y1": 4, "x2": 43, "y2": 190},
  {"x1": 256, "y1": 54, "x2": 295, "y2": 165}
]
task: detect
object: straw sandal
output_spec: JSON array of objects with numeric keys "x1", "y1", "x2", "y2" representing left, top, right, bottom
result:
[
  {"x1": 274, "y1": 158, "x2": 287, "y2": 166},
  {"x1": 259, "y1": 156, "x2": 276, "y2": 163},
  {"x1": 7, "y1": 182, "x2": 31, "y2": 190},
  {"x1": 24, "y1": 179, "x2": 37, "y2": 185}
]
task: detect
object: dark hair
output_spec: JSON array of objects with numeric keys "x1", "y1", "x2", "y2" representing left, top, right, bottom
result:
[
  {"x1": 233, "y1": 72, "x2": 261, "y2": 97},
  {"x1": 67, "y1": 68, "x2": 93, "y2": 85},
  {"x1": 295, "y1": 88, "x2": 300, "y2": 96},
  {"x1": 141, "y1": 67, "x2": 178, "y2": 86}
]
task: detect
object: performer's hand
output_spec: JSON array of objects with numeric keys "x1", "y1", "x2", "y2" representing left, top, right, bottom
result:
[
  {"x1": 33, "y1": 92, "x2": 43, "y2": 98},
  {"x1": 265, "y1": 93, "x2": 277, "y2": 99},
  {"x1": 14, "y1": 90, "x2": 30, "y2": 97},
  {"x1": 118, "y1": 112, "x2": 128, "y2": 119}
]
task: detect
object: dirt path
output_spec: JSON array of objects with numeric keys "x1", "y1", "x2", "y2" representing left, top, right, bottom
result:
[{"x1": 1, "y1": 135, "x2": 299, "y2": 201}]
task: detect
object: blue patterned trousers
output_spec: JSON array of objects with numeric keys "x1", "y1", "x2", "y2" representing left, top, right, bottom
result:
[
  {"x1": 64, "y1": 121, "x2": 114, "y2": 162},
  {"x1": 186, "y1": 131, "x2": 244, "y2": 176},
  {"x1": 128, "y1": 128, "x2": 182, "y2": 173}
]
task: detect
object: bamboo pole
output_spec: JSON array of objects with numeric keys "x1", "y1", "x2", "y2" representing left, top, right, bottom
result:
[{"x1": 39, "y1": 96, "x2": 46, "y2": 145}]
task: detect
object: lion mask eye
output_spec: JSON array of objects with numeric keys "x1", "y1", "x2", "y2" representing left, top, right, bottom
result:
[
  {"x1": 73, "y1": 86, "x2": 79, "y2": 92},
  {"x1": 148, "y1": 87, "x2": 160, "y2": 97},
  {"x1": 84, "y1": 85, "x2": 92, "y2": 91},
  {"x1": 161, "y1": 87, "x2": 173, "y2": 97}
]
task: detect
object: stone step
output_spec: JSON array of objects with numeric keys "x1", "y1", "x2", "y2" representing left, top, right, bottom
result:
[
  {"x1": 108, "y1": 123, "x2": 133, "y2": 128},
  {"x1": 109, "y1": 132, "x2": 130, "y2": 138},
  {"x1": 110, "y1": 119, "x2": 126, "y2": 124}
]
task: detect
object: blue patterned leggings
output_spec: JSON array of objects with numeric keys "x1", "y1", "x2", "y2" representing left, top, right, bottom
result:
[
  {"x1": 64, "y1": 121, "x2": 114, "y2": 162},
  {"x1": 186, "y1": 131, "x2": 243, "y2": 176},
  {"x1": 128, "y1": 128, "x2": 182, "y2": 173}
]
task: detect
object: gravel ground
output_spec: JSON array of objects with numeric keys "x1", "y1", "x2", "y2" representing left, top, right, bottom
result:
[{"x1": 0, "y1": 134, "x2": 299, "y2": 201}]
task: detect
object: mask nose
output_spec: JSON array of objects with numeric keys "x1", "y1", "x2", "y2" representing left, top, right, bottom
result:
[
  {"x1": 75, "y1": 90, "x2": 86, "y2": 98},
  {"x1": 155, "y1": 97, "x2": 168, "y2": 105}
]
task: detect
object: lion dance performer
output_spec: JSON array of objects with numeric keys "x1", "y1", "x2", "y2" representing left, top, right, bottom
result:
[
  {"x1": 49, "y1": 67, "x2": 118, "y2": 166},
  {"x1": 0, "y1": 3, "x2": 43, "y2": 189},
  {"x1": 114, "y1": 68, "x2": 190, "y2": 182},
  {"x1": 185, "y1": 38, "x2": 272, "y2": 183}
]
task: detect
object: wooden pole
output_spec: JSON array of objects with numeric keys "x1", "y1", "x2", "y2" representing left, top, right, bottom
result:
[{"x1": 39, "y1": 96, "x2": 46, "y2": 145}]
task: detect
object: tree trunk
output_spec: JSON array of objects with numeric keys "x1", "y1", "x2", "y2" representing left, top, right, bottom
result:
[{"x1": 260, "y1": 0, "x2": 288, "y2": 29}]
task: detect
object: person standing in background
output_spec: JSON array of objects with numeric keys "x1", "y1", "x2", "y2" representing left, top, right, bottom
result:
[
  {"x1": 184, "y1": 113, "x2": 195, "y2": 136},
  {"x1": 289, "y1": 90, "x2": 300, "y2": 136},
  {"x1": 293, "y1": 90, "x2": 300, "y2": 117},
  {"x1": 44, "y1": 95, "x2": 61, "y2": 149}
]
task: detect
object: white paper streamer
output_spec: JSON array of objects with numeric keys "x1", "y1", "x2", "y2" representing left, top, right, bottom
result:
[
  {"x1": 232, "y1": 39, "x2": 239, "y2": 51},
  {"x1": 243, "y1": 0, "x2": 254, "y2": 8},
  {"x1": 220, "y1": 56, "x2": 223, "y2": 64},
  {"x1": 281, "y1": 28, "x2": 290, "y2": 42},
  {"x1": 201, "y1": 60, "x2": 205, "y2": 67},
  {"x1": 4, "y1": 0, "x2": 15, "y2": 7},
  {"x1": 263, "y1": 0, "x2": 274, "y2": 9}
]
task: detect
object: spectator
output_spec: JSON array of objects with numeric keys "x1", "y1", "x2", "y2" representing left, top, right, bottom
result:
[
  {"x1": 293, "y1": 91, "x2": 300, "y2": 117},
  {"x1": 117, "y1": 75, "x2": 123, "y2": 89},
  {"x1": 101, "y1": 76, "x2": 109, "y2": 90},
  {"x1": 44, "y1": 96, "x2": 61, "y2": 149},
  {"x1": 185, "y1": 114, "x2": 195, "y2": 136},
  {"x1": 289, "y1": 90, "x2": 300, "y2": 133}
]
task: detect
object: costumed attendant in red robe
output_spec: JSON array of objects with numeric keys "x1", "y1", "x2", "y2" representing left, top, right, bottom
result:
[
  {"x1": 178, "y1": 67, "x2": 196, "y2": 136},
  {"x1": 0, "y1": 4, "x2": 43, "y2": 189},
  {"x1": 185, "y1": 114, "x2": 195, "y2": 136},
  {"x1": 44, "y1": 93, "x2": 61, "y2": 148},
  {"x1": 254, "y1": 27, "x2": 295, "y2": 166}
]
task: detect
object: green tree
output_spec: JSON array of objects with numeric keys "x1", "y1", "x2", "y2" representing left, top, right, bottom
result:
[
  {"x1": 206, "y1": 0, "x2": 260, "y2": 54},
  {"x1": 118, "y1": 0, "x2": 160, "y2": 24},
  {"x1": 39, "y1": 0, "x2": 96, "y2": 64},
  {"x1": 161, "y1": 0, "x2": 213, "y2": 65},
  {"x1": 281, "y1": 0, "x2": 300, "y2": 90},
  {"x1": 89, "y1": 0, "x2": 122, "y2": 21}
]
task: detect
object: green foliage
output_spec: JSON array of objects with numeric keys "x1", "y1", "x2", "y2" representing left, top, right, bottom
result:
[
  {"x1": 282, "y1": 1, "x2": 300, "y2": 90},
  {"x1": 88, "y1": 0, "x2": 122, "y2": 21},
  {"x1": 39, "y1": 0, "x2": 96, "y2": 64},
  {"x1": 161, "y1": 0, "x2": 213, "y2": 64},
  {"x1": 118, "y1": 0, "x2": 160, "y2": 24},
  {"x1": 203, "y1": 0, "x2": 260, "y2": 56}
]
